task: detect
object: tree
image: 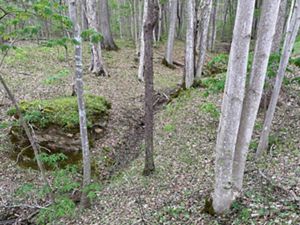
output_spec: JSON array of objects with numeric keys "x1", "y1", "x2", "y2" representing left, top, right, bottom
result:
[
  {"x1": 143, "y1": 0, "x2": 158, "y2": 176},
  {"x1": 271, "y1": 0, "x2": 288, "y2": 53},
  {"x1": 213, "y1": 0, "x2": 255, "y2": 214},
  {"x1": 208, "y1": 0, "x2": 218, "y2": 51},
  {"x1": 184, "y1": 0, "x2": 196, "y2": 88},
  {"x1": 68, "y1": 0, "x2": 91, "y2": 208},
  {"x1": 99, "y1": 0, "x2": 119, "y2": 50},
  {"x1": 163, "y1": 0, "x2": 177, "y2": 68},
  {"x1": 86, "y1": 0, "x2": 108, "y2": 76},
  {"x1": 195, "y1": 0, "x2": 212, "y2": 80},
  {"x1": 256, "y1": 0, "x2": 300, "y2": 158},
  {"x1": 81, "y1": 0, "x2": 89, "y2": 30},
  {"x1": 138, "y1": 0, "x2": 148, "y2": 81},
  {"x1": 232, "y1": 0, "x2": 281, "y2": 192}
]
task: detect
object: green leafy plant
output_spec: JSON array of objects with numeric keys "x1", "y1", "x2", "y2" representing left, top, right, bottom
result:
[
  {"x1": 43, "y1": 69, "x2": 70, "y2": 85},
  {"x1": 201, "y1": 74, "x2": 226, "y2": 96},
  {"x1": 200, "y1": 102, "x2": 220, "y2": 119},
  {"x1": 206, "y1": 54, "x2": 229, "y2": 75},
  {"x1": 163, "y1": 123, "x2": 175, "y2": 132}
]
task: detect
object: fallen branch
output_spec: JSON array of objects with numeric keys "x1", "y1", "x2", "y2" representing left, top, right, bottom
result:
[{"x1": 15, "y1": 144, "x2": 31, "y2": 165}]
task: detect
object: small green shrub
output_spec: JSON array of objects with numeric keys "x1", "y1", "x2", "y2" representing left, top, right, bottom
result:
[
  {"x1": 206, "y1": 54, "x2": 229, "y2": 75},
  {"x1": 201, "y1": 73, "x2": 226, "y2": 96},
  {"x1": 36, "y1": 196, "x2": 76, "y2": 225},
  {"x1": 200, "y1": 102, "x2": 220, "y2": 119}
]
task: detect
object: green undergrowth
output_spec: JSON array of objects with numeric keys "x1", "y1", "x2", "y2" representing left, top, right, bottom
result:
[{"x1": 7, "y1": 95, "x2": 111, "y2": 131}]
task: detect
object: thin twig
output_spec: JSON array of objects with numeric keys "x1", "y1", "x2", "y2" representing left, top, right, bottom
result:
[{"x1": 15, "y1": 144, "x2": 31, "y2": 165}]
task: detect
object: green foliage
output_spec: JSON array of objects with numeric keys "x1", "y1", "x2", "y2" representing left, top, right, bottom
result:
[
  {"x1": 0, "y1": 121, "x2": 10, "y2": 129},
  {"x1": 206, "y1": 54, "x2": 229, "y2": 75},
  {"x1": 81, "y1": 29, "x2": 103, "y2": 43},
  {"x1": 14, "y1": 154, "x2": 82, "y2": 224},
  {"x1": 36, "y1": 196, "x2": 76, "y2": 225},
  {"x1": 201, "y1": 73, "x2": 226, "y2": 96},
  {"x1": 83, "y1": 182, "x2": 102, "y2": 202},
  {"x1": 200, "y1": 102, "x2": 220, "y2": 119},
  {"x1": 38, "y1": 152, "x2": 68, "y2": 168},
  {"x1": 42, "y1": 69, "x2": 70, "y2": 85},
  {"x1": 0, "y1": 0, "x2": 72, "y2": 49},
  {"x1": 7, "y1": 95, "x2": 111, "y2": 130},
  {"x1": 266, "y1": 53, "x2": 281, "y2": 78},
  {"x1": 163, "y1": 124, "x2": 175, "y2": 132},
  {"x1": 291, "y1": 57, "x2": 300, "y2": 67}
]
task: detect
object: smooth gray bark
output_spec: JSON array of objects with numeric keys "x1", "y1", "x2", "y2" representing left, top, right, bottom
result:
[
  {"x1": 99, "y1": 0, "x2": 118, "y2": 50},
  {"x1": 86, "y1": 0, "x2": 108, "y2": 76},
  {"x1": 208, "y1": 0, "x2": 217, "y2": 51},
  {"x1": 138, "y1": 0, "x2": 148, "y2": 81},
  {"x1": 195, "y1": 0, "x2": 212, "y2": 80},
  {"x1": 164, "y1": 0, "x2": 178, "y2": 67},
  {"x1": 232, "y1": 0, "x2": 281, "y2": 192},
  {"x1": 213, "y1": 0, "x2": 255, "y2": 214},
  {"x1": 68, "y1": 0, "x2": 91, "y2": 208},
  {"x1": 184, "y1": 0, "x2": 195, "y2": 88},
  {"x1": 272, "y1": 0, "x2": 288, "y2": 53},
  {"x1": 256, "y1": 0, "x2": 300, "y2": 158}
]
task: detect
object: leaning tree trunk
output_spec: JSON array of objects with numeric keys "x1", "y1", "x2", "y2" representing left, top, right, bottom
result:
[
  {"x1": 212, "y1": 0, "x2": 255, "y2": 214},
  {"x1": 271, "y1": 0, "x2": 288, "y2": 53},
  {"x1": 86, "y1": 0, "x2": 108, "y2": 76},
  {"x1": 184, "y1": 0, "x2": 195, "y2": 88},
  {"x1": 138, "y1": 0, "x2": 148, "y2": 81},
  {"x1": 143, "y1": 0, "x2": 158, "y2": 176},
  {"x1": 68, "y1": 0, "x2": 91, "y2": 208},
  {"x1": 195, "y1": 0, "x2": 212, "y2": 80},
  {"x1": 99, "y1": 0, "x2": 118, "y2": 50},
  {"x1": 256, "y1": 0, "x2": 300, "y2": 158},
  {"x1": 232, "y1": 0, "x2": 281, "y2": 192},
  {"x1": 163, "y1": 0, "x2": 178, "y2": 68}
]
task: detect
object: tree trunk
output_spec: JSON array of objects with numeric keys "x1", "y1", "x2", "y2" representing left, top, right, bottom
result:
[
  {"x1": 143, "y1": 0, "x2": 158, "y2": 176},
  {"x1": 232, "y1": 0, "x2": 281, "y2": 192},
  {"x1": 163, "y1": 0, "x2": 178, "y2": 67},
  {"x1": 271, "y1": 0, "x2": 288, "y2": 53},
  {"x1": 86, "y1": 0, "x2": 108, "y2": 76},
  {"x1": 177, "y1": 0, "x2": 184, "y2": 39},
  {"x1": 138, "y1": 0, "x2": 148, "y2": 81},
  {"x1": 99, "y1": 0, "x2": 118, "y2": 51},
  {"x1": 81, "y1": 0, "x2": 88, "y2": 30},
  {"x1": 184, "y1": 0, "x2": 195, "y2": 88},
  {"x1": 221, "y1": 0, "x2": 230, "y2": 41},
  {"x1": 208, "y1": 0, "x2": 217, "y2": 51},
  {"x1": 68, "y1": 0, "x2": 91, "y2": 208},
  {"x1": 213, "y1": 0, "x2": 255, "y2": 214},
  {"x1": 256, "y1": 0, "x2": 300, "y2": 158},
  {"x1": 157, "y1": 3, "x2": 163, "y2": 42},
  {"x1": 195, "y1": 0, "x2": 212, "y2": 80}
]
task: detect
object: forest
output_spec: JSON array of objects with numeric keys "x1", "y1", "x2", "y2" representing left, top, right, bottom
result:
[{"x1": 0, "y1": 0, "x2": 299, "y2": 224}]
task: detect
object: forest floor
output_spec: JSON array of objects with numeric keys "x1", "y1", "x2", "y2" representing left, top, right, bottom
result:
[{"x1": 0, "y1": 40, "x2": 299, "y2": 225}]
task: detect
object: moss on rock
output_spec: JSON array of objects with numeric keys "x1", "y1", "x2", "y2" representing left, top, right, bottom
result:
[{"x1": 7, "y1": 95, "x2": 111, "y2": 131}]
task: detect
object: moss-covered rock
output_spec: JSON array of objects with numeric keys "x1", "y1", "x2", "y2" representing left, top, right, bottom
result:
[
  {"x1": 8, "y1": 95, "x2": 111, "y2": 169},
  {"x1": 7, "y1": 95, "x2": 111, "y2": 131}
]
